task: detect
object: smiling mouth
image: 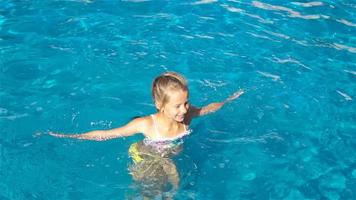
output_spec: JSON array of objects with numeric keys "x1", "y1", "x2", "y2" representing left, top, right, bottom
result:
[{"x1": 177, "y1": 115, "x2": 185, "y2": 120}]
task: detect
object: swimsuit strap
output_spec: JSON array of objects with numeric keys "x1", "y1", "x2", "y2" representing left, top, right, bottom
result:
[
  {"x1": 150, "y1": 114, "x2": 189, "y2": 141},
  {"x1": 150, "y1": 114, "x2": 160, "y2": 137}
]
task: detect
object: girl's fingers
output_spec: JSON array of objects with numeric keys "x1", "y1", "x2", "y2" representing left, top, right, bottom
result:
[
  {"x1": 226, "y1": 89, "x2": 244, "y2": 102},
  {"x1": 48, "y1": 132, "x2": 57, "y2": 136},
  {"x1": 49, "y1": 132, "x2": 66, "y2": 138}
]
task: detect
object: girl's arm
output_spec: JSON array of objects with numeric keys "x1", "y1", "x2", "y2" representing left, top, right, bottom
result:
[
  {"x1": 49, "y1": 117, "x2": 147, "y2": 141},
  {"x1": 189, "y1": 89, "x2": 244, "y2": 118}
]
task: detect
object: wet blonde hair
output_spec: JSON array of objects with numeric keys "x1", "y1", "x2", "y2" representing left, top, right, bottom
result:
[{"x1": 152, "y1": 72, "x2": 188, "y2": 110}]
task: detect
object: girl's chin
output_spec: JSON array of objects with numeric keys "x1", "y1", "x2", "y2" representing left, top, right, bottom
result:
[{"x1": 176, "y1": 116, "x2": 185, "y2": 122}]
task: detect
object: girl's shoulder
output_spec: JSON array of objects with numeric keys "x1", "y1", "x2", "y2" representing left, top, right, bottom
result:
[
  {"x1": 131, "y1": 115, "x2": 151, "y2": 126},
  {"x1": 131, "y1": 115, "x2": 154, "y2": 137}
]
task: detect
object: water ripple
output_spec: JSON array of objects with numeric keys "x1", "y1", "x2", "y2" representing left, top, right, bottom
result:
[
  {"x1": 67, "y1": 0, "x2": 93, "y2": 3},
  {"x1": 261, "y1": 29, "x2": 356, "y2": 54},
  {"x1": 252, "y1": 1, "x2": 329, "y2": 20},
  {"x1": 336, "y1": 90, "x2": 352, "y2": 101},
  {"x1": 252, "y1": 0, "x2": 356, "y2": 29},
  {"x1": 247, "y1": 32, "x2": 279, "y2": 43},
  {"x1": 207, "y1": 132, "x2": 284, "y2": 144},
  {"x1": 344, "y1": 70, "x2": 356, "y2": 76},
  {"x1": 257, "y1": 71, "x2": 281, "y2": 82},
  {"x1": 198, "y1": 79, "x2": 228, "y2": 90},
  {"x1": 194, "y1": 34, "x2": 214, "y2": 39},
  {"x1": 221, "y1": 4, "x2": 274, "y2": 24},
  {"x1": 121, "y1": 0, "x2": 151, "y2": 2},
  {"x1": 191, "y1": 0, "x2": 218, "y2": 5},
  {"x1": 263, "y1": 30, "x2": 290, "y2": 40},
  {"x1": 335, "y1": 18, "x2": 356, "y2": 27},
  {"x1": 331, "y1": 43, "x2": 356, "y2": 54},
  {"x1": 0, "y1": 113, "x2": 29, "y2": 120},
  {"x1": 291, "y1": 1, "x2": 324, "y2": 7},
  {"x1": 270, "y1": 56, "x2": 312, "y2": 70}
]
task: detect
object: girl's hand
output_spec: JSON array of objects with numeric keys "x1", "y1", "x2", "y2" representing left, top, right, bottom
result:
[
  {"x1": 224, "y1": 89, "x2": 244, "y2": 103},
  {"x1": 193, "y1": 89, "x2": 244, "y2": 116}
]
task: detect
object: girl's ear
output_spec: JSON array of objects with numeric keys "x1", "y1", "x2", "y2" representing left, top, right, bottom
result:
[{"x1": 155, "y1": 101, "x2": 162, "y2": 111}]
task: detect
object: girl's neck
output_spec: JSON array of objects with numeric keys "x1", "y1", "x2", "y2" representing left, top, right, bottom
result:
[{"x1": 155, "y1": 112, "x2": 180, "y2": 131}]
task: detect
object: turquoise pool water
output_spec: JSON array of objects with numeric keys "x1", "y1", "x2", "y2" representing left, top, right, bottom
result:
[{"x1": 0, "y1": 0, "x2": 355, "y2": 199}]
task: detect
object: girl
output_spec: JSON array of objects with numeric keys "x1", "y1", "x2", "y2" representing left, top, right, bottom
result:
[{"x1": 50, "y1": 72, "x2": 243, "y2": 199}]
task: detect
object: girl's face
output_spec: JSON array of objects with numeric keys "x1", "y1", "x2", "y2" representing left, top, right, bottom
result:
[{"x1": 161, "y1": 89, "x2": 189, "y2": 122}]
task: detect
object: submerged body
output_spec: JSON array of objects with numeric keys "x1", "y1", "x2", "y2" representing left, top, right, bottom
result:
[{"x1": 128, "y1": 115, "x2": 192, "y2": 197}]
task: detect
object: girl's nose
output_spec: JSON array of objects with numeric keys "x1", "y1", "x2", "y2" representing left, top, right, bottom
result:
[{"x1": 181, "y1": 105, "x2": 188, "y2": 114}]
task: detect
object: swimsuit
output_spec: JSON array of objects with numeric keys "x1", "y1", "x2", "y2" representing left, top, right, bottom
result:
[
  {"x1": 143, "y1": 114, "x2": 191, "y2": 151},
  {"x1": 129, "y1": 114, "x2": 191, "y2": 164}
]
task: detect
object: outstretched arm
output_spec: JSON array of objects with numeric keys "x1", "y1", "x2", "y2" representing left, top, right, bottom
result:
[
  {"x1": 49, "y1": 117, "x2": 146, "y2": 141},
  {"x1": 189, "y1": 89, "x2": 244, "y2": 117}
]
